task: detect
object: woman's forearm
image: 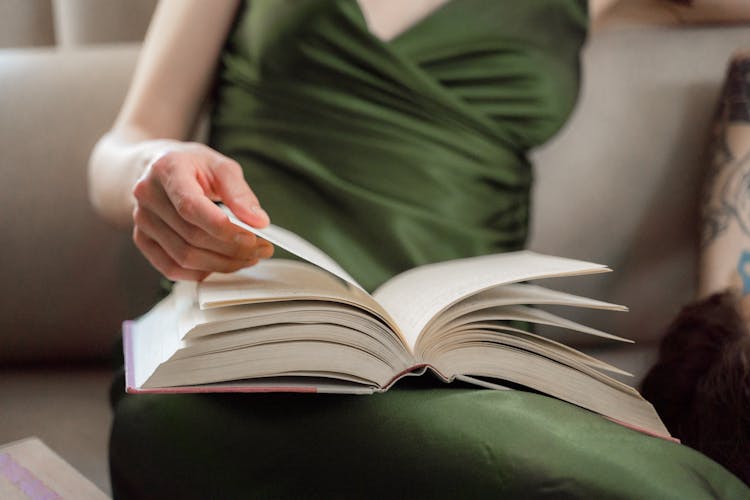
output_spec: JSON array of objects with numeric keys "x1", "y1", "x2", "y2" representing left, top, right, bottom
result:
[
  {"x1": 89, "y1": 0, "x2": 240, "y2": 228},
  {"x1": 699, "y1": 52, "x2": 750, "y2": 311}
]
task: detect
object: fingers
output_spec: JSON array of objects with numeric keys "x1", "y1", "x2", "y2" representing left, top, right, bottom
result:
[
  {"x1": 133, "y1": 227, "x2": 210, "y2": 282},
  {"x1": 134, "y1": 206, "x2": 258, "y2": 274},
  {"x1": 137, "y1": 179, "x2": 260, "y2": 260},
  {"x1": 255, "y1": 239, "x2": 275, "y2": 259},
  {"x1": 130, "y1": 145, "x2": 275, "y2": 281},
  {"x1": 154, "y1": 160, "x2": 236, "y2": 241},
  {"x1": 210, "y1": 158, "x2": 270, "y2": 228}
]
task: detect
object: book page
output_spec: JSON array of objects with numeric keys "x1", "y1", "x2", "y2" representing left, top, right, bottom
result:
[
  {"x1": 435, "y1": 326, "x2": 636, "y2": 389},
  {"x1": 472, "y1": 305, "x2": 633, "y2": 342},
  {"x1": 424, "y1": 283, "x2": 627, "y2": 338},
  {"x1": 465, "y1": 283, "x2": 628, "y2": 311},
  {"x1": 177, "y1": 299, "x2": 413, "y2": 367},
  {"x1": 196, "y1": 259, "x2": 404, "y2": 342},
  {"x1": 199, "y1": 259, "x2": 358, "y2": 309},
  {"x1": 145, "y1": 327, "x2": 398, "y2": 389},
  {"x1": 220, "y1": 205, "x2": 363, "y2": 290},
  {"x1": 431, "y1": 322, "x2": 632, "y2": 377},
  {"x1": 131, "y1": 283, "x2": 195, "y2": 388},
  {"x1": 373, "y1": 251, "x2": 610, "y2": 350},
  {"x1": 182, "y1": 300, "x2": 387, "y2": 339},
  {"x1": 435, "y1": 346, "x2": 668, "y2": 436}
]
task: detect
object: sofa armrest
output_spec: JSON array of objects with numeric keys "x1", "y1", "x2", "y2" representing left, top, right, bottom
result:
[{"x1": 0, "y1": 45, "x2": 162, "y2": 363}]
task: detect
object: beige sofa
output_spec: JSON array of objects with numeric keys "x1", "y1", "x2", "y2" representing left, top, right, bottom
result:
[
  {"x1": 0, "y1": 2, "x2": 159, "y2": 495},
  {"x1": 1, "y1": 2, "x2": 748, "y2": 494}
]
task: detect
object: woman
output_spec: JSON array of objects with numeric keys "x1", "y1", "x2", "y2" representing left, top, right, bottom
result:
[{"x1": 90, "y1": 0, "x2": 750, "y2": 497}]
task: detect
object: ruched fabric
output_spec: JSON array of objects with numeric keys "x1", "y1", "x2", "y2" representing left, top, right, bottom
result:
[{"x1": 210, "y1": 0, "x2": 586, "y2": 291}]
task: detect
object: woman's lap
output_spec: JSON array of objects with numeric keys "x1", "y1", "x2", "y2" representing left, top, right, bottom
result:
[{"x1": 109, "y1": 379, "x2": 747, "y2": 499}]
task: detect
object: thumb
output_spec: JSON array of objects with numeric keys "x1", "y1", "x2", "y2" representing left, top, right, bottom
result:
[{"x1": 211, "y1": 159, "x2": 270, "y2": 228}]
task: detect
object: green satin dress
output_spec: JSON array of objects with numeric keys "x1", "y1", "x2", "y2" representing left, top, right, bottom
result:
[
  {"x1": 109, "y1": 1, "x2": 750, "y2": 497},
  {"x1": 209, "y1": 0, "x2": 584, "y2": 291}
]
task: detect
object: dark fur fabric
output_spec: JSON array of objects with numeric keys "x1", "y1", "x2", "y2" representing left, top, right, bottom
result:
[{"x1": 641, "y1": 292, "x2": 750, "y2": 485}]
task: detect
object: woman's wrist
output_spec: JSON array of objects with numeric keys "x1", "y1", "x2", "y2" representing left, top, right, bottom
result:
[{"x1": 88, "y1": 132, "x2": 184, "y2": 227}]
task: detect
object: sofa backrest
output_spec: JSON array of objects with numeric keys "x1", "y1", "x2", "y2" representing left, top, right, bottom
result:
[{"x1": 0, "y1": 0, "x2": 157, "y2": 48}]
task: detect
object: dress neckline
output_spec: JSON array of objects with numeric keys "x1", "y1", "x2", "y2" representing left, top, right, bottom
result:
[{"x1": 350, "y1": 0, "x2": 454, "y2": 46}]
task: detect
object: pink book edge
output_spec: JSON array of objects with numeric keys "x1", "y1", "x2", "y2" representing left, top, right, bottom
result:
[{"x1": 605, "y1": 416, "x2": 679, "y2": 443}]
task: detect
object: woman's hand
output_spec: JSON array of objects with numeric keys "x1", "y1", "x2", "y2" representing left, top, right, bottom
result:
[
  {"x1": 131, "y1": 142, "x2": 273, "y2": 281},
  {"x1": 87, "y1": 1, "x2": 255, "y2": 280}
]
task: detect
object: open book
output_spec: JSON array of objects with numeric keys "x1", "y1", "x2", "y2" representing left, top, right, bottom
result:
[{"x1": 124, "y1": 206, "x2": 670, "y2": 438}]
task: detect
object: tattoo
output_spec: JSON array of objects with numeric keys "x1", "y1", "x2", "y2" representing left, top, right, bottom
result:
[
  {"x1": 737, "y1": 250, "x2": 750, "y2": 295},
  {"x1": 701, "y1": 57, "x2": 750, "y2": 247}
]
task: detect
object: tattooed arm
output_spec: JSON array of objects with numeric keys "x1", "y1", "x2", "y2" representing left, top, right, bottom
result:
[{"x1": 699, "y1": 51, "x2": 750, "y2": 315}]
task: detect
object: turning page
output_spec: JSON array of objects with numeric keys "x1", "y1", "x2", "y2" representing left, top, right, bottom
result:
[{"x1": 221, "y1": 205, "x2": 364, "y2": 290}]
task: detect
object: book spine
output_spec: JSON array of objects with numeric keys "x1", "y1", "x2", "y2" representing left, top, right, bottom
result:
[
  {"x1": 604, "y1": 416, "x2": 679, "y2": 443},
  {"x1": 382, "y1": 364, "x2": 432, "y2": 390},
  {"x1": 122, "y1": 320, "x2": 136, "y2": 393}
]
